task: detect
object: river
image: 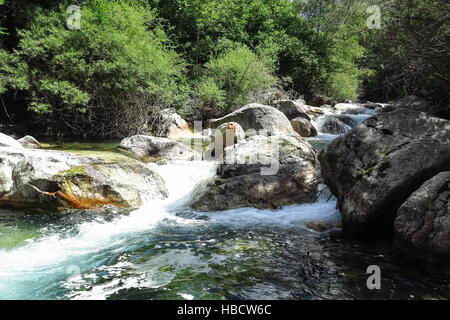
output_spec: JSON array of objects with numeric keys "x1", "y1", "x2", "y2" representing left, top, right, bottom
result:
[{"x1": 0, "y1": 107, "x2": 449, "y2": 300}]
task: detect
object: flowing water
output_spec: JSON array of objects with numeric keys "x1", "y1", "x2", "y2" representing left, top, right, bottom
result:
[{"x1": 1, "y1": 108, "x2": 449, "y2": 300}]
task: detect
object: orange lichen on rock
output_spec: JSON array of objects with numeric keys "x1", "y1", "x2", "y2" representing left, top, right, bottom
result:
[{"x1": 46, "y1": 190, "x2": 125, "y2": 210}]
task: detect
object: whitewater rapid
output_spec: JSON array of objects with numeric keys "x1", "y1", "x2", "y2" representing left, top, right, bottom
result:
[{"x1": 0, "y1": 160, "x2": 339, "y2": 299}]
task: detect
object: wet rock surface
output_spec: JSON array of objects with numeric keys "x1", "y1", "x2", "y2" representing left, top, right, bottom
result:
[{"x1": 0, "y1": 136, "x2": 168, "y2": 212}]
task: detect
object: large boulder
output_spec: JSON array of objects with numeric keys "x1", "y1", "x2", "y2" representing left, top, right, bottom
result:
[
  {"x1": 0, "y1": 132, "x2": 23, "y2": 149},
  {"x1": 207, "y1": 103, "x2": 298, "y2": 136},
  {"x1": 151, "y1": 108, "x2": 192, "y2": 139},
  {"x1": 190, "y1": 135, "x2": 318, "y2": 211},
  {"x1": 382, "y1": 96, "x2": 449, "y2": 120},
  {"x1": 319, "y1": 110, "x2": 450, "y2": 237},
  {"x1": 306, "y1": 94, "x2": 332, "y2": 107},
  {"x1": 290, "y1": 117, "x2": 318, "y2": 137},
  {"x1": 17, "y1": 135, "x2": 40, "y2": 149},
  {"x1": 271, "y1": 100, "x2": 310, "y2": 120},
  {"x1": 382, "y1": 96, "x2": 429, "y2": 114},
  {"x1": 394, "y1": 172, "x2": 450, "y2": 262},
  {"x1": 0, "y1": 146, "x2": 168, "y2": 211},
  {"x1": 117, "y1": 135, "x2": 200, "y2": 162}
]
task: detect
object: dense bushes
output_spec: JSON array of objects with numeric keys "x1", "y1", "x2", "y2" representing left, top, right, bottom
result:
[
  {"x1": 361, "y1": 0, "x2": 450, "y2": 114},
  {"x1": 192, "y1": 44, "x2": 276, "y2": 119},
  {"x1": 0, "y1": 0, "x2": 446, "y2": 137},
  {"x1": 1, "y1": 0, "x2": 186, "y2": 137},
  {"x1": 149, "y1": 0, "x2": 336, "y2": 102}
]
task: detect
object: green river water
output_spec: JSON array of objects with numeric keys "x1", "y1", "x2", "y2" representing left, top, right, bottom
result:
[{"x1": 0, "y1": 135, "x2": 448, "y2": 300}]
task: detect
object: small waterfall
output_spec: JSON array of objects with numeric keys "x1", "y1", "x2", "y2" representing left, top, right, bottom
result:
[{"x1": 0, "y1": 160, "x2": 217, "y2": 299}]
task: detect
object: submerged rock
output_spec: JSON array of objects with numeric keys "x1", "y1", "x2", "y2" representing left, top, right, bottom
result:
[
  {"x1": 394, "y1": 172, "x2": 450, "y2": 262},
  {"x1": 118, "y1": 135, "x2": 200, "y2": 162},
  {"x1": 0, "y1": 144, "x2": 168, "y2": 212},
  {"x1": 190, "y1": 135, "x2": 318, "y2": 211},
  {"x1": 290, "y1": 117, "x2": 318, "y2": 137},
  {"x1": 207, "y1": 103, "x2": 298, "y2": 136},
  {"x1": 304, "y1": 220, "x2": 342, "y2": 233},
  {"x1": 319, "y1": 110, "x2": 450, "y2": 238},
  {"x1": 17, "y1": 135, "x2": 40, "y2": 149}
]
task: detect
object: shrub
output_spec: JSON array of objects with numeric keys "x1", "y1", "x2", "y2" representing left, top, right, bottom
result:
[
  {"x1": 3, "y1": 0, "x2": 187, "y2": 137},
  {"x1": 191, "y1": 77, "x2": 226, "y2": 119},
  {"x1": 194, "y1": 44, "x2": 276, "y2": 118}
]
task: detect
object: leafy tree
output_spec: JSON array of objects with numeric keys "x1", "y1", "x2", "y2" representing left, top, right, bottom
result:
[
  {"x1": 192, "y1": 43, "x2": 276, "y2": 119},
  {"x1": 295, "y1": 0, "x2": 373, "y2": 100},
  {"x1": 1, "y1": 0, "x2": 187, "y2": 137},
  {"x1": 361, "y1": 0, "x2": 449, "y2": 115}
]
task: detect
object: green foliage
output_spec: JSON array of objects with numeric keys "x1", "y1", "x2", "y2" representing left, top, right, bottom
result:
[
  {"x1": 149, "y1": 0, "x2": 332, "y2": 97},
  {"x1": 2, "y1": 0, "x2": 186, "y2": 136},
  {"x1": 324, "y1": 32, "x2": 367, "y2": 100},
  {"x1": 0, "y1": 49, "x2": 28, "y2": 94},
  {"x1": 195, "y1": 78, "x2": 225, "y2": 111},
  {"x1": 1, "y1": 0, "x2": 445, "y2": 137},
  {"x1": 361, "y1": 0, "x2": 450, "y2": 111},
  {"x1": 297, "y1": 0, "x2": 372, "y2": 100},
  {"x1": 195, "y1": 44, "x2": 276, "y2": 118}
]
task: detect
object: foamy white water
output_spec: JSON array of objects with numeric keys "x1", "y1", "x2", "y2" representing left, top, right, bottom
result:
[{"x1": 0, "y1": 159, "x2": 339, "y2": 299}]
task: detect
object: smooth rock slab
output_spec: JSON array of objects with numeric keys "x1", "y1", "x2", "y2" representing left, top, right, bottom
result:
[{"x1": 0, "y1": 132, "x2": 23, "y2": 149}]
